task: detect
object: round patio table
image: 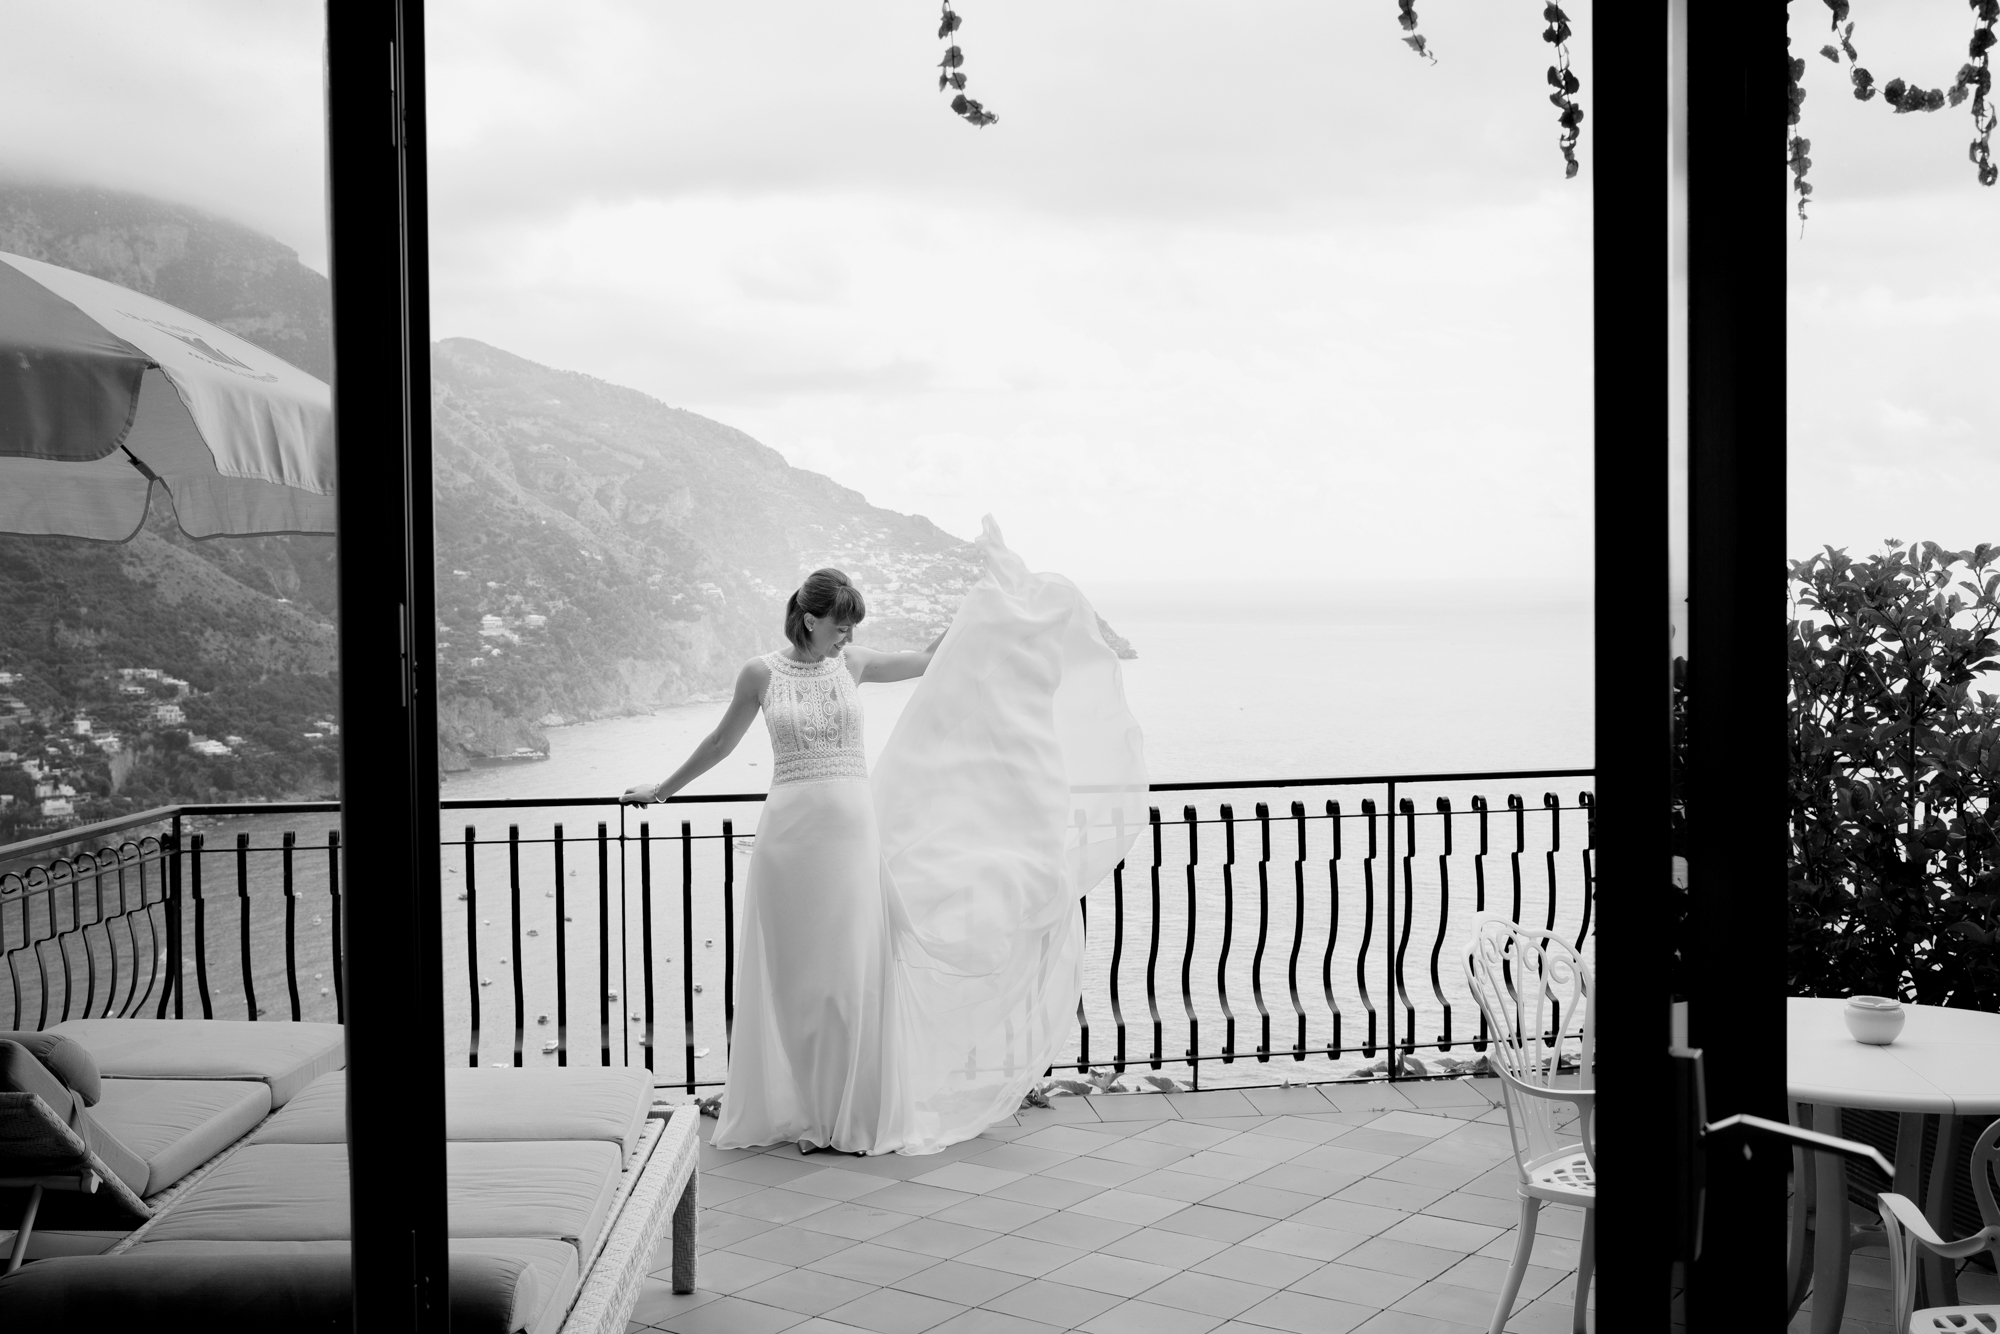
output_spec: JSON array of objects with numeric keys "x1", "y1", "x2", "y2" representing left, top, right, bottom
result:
[{"x1": 1788, "y1": 996, "x2": 2000, "y2": 1333}]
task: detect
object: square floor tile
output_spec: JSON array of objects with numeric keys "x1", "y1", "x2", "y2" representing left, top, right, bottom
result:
[
  {"x1": 1291, "y1": 1198, "x2": 1407, "y2": 1237},
  {"x1": 894, "y1": 1259, "x2": 1033, "y2": 1306},
  {"x1": 695, "y1": 1250, "x2": 796, "y2": 1294},
  {"x1": 1240, "y1": 1088, "x2": 1340, "y2": 1117},
  {"x1": 1056, "y1": 1157, "x2": 1154, "y2": 1189},
  {"x1": 1164, "y1": 1090, "x2": 1260, "y2": 1119},
  {"x1": 1239, "y1": 1221, "x2": 1368, "y2": 1263},
  {"x1": 1120, "y1": 1169, "x2": 1227, "y2": 1204},
  {"x1": 823, "y1": 1287, "x2": 968, "y2": 1334},
  {"x1": 965, "y1": 1143, "x2": 1077, "y2": 1175},
  {"x1": 1288, "y1": 1145, "x2": 1399, "y2": 1177},
  {"x1": 1334, "y1": 1179, "x2": 1446, "y2": 1214},
  {"x1": 1336, "y1": 1237, "x2": 1465, "y2": 1282},
  {"x1": 928, "y1": 1312, "x2": 1072, "y2": 1334},
  {"x1": 711, "y1": 1156, "x2": 828, "y2": 1187},
  {"x1": 1209, "y1": 1133, "x2": 1314, "y2": 1164},
  {"x1": 1079, "y1": 1297, "x2": 1227, "y2": 1334},
  {"x1": 1234, "y1": 1290, "x2": 1373, "y2": 1334},
  {"x1": 1189, "y1": 1246, "x2": 1323, "y2": 1290},
  {"x1": 1093, "y1": 1098, "x2": 1181, "y2": 1123},
  {"x1": 1100, "y1": 1227, "x2": 1231, "y2": 1270},
  {"x1": 1153, "y1": 1205, "x2": 1275, "y2": 1244},
  {"x1": 1316, "y1": 1084, "x2": 1416, "y2": 1115},
  {"x1": 1379, "y1": 1213, "x2": 1503, "y2": 1254},
  {"x1": 701, "y1": 1176, "x2": 776, "y2": 1207},
  {"x1": 631, "y1": 1279, "x2": 724, "y2": 1327},
  {"x1": 793, "y1": 1202, "x2": 922, "y2": 1241},
  {"x1": 1173, "y1": 1152, "x2": 1272, "y2": 1184},
  {"x1": 1018, "y1": 1125, "x2": 1120, "y2": 1155},
  {"x1": 991, "y1": 1174, "x2": 1103, "y2": 1209},
  {"x1": 1391, "y1": 1279, "x2": 1511, "y2": 1327},
  {"x1": 936, "y1": 1196, "x2": 1056, "y2": 1234},
  {"x1": 1142, "y1": 1271, "x2": 1277, "y2": 1318},
  {"x1": 698, "y1": 1212, "x2": 781, "y2": 1253},
  {"x1": 1087, "y1": 1137, "x2": 1199, "y2": 1169},
  {"x1": 657, "y1": 1295, "x2": 810, "y2": 1334},
  {"x1": 1042, "y1": 1251, "x2": 1181, "y2": 1298},
  {"x1": 1070, "y1": 1188, "x2": 1192, "y2": 1225},
  {"x1": 1331, "y1": 1129, "x2": 1439, "y2": 1158},
  {"x1": 1243, "y1": 1164, "x2": 1359, "y2": 1200},
  {"x1": 787, "y1": 1168, "x2": 898, "y2": 1202},
  {"x1": 956, "y1": 1234, "x2": 1091, "y2": 1279},
  {"x1": 727, "y1": 1227, "x2": 859, "y2": 1267},
  {"x1": 1138, "y1": 1120, "x2": 1242, "y2": 1151},
  {"x1": 804, "y1": 1241, "x2": 943, "y2": 1287},
  {"x1": 1286, "y1": 1260, "x2": 1423, "y2": 1307},
  {"x1": 736, "y1": 1269, "x2": 880, "y2": 1316},
  {"x1": 722, "y1": 1189, "x2": 841, "y2": 1225},
  {"x1": 1255, "y1": 1116, "x2": 1348, "y2": 1145},
  {"x1": 1372, "y1": 1157, "x2": 1484, "y2": 1192},
  {"x1": 1013, "y1": 1209, "x2": 1141, "y2": 1251},
  {"x1": 917, "y1": 1163, "x2": 1029, "y2": 1195},
  {"x1": 1199, "y1": 1183, "x2": 1320, "y2": 1220},
  {"x1": 1400, "y1": 1080, "x2": 1493, "y2": 1109},
  {"x1": 1350, "y1": 1310, "x2": 1483, "y2": 1333},
  {"x1": 862, "y1": 1183, "x2": 977, "y2": 1217},
  {"x1": 984, "y1": 1279, "x2": 1126, "y2": 1326},
  {"x1": 925, "y1": 1311, "x2": 1064, "y2": 1334},
  {"x1": 1364, "y1": 1111, "x2": 1458, "y2": 1140},
  {"x1": 874, "y1": 1219, "x2": 1005, "y2": 1260},
  {"x1": 1432, "y1": 1256, "x2": 1563, "y2": 1307},
  {"x1": 1422, "y1": 1192, "x2": 1525, "y2": 1230}
]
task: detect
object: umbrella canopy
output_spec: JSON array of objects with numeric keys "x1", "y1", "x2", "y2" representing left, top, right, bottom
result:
[{"x1": 0, "y1": 250, "x2": 334, "y2": 540}]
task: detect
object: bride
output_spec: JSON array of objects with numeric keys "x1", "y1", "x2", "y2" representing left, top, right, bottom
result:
[{"x1": 622, "y1": 518, "x2": 1147, "y2": 1155}]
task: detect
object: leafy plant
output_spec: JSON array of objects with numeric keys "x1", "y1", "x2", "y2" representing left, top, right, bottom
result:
[
  {"x1": 1788, "y1": 540, "x2": 2000, "y2": 1008},
  {"x1": 1812, "y1": 0, "x2": 1998, "y2": 190},
  {"x1": 1396, "y1": 0, "x2": 1436, "y2": 65},
  {"x1": 937, "y1": 1, "x2": 998, "y2": 128},
  {"x1": 1544, "y1": 4, "x2": 1583, "y2": 180}
]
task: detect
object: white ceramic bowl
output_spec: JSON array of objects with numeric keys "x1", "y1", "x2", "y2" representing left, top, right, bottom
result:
[{"x1": 1844, "y1": 996, "x2": 1906, "y2": 1045}]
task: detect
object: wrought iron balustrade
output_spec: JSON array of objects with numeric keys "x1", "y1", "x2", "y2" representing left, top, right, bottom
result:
[{"x1": 0, "y1": 768, "x2": 1592, "y2": 1091}]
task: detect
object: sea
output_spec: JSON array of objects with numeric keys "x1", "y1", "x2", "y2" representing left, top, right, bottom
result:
[{"x1": 58, "y1": 581, "x2": 1594, "y2": 1092}]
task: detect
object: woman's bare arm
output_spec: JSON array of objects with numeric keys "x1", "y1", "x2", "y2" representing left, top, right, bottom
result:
[
  {"x1": 621, "y1": 658, "x2": 769, "y2": 804},
  {"x1": 849, "y1": 627, "x2": 948, "y2": 684}
]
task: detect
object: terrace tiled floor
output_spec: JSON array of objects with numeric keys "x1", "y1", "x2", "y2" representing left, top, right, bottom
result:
[{"x1": 627, "y1": 1078, "x2": 1594, "y2": 1334}]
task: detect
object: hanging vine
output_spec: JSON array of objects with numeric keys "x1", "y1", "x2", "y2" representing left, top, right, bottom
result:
[
  {"x1": 1813, "y1": 0, "x2": 1997, "y2": 189},
  {"x1": 1790, "y1": 11, "x2": 1813, "y2": 228},
  {"x1": 1544, "y1": 4, "x2": 1583, "y2": 180},
  {"x1": 1396, "y1": 0, "x2": 1436, "y2": 64},
  {"x1": 937, "y1": 1, "x2": 998, "y2": 128}
]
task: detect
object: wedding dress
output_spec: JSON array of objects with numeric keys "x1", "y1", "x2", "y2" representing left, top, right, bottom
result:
[{"x1": 712, "y1": 518, "x2": 1149, "y2": 1155}]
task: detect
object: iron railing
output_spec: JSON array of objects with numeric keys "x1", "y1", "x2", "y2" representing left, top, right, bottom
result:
[{"x1": 0, "y1": 768, "x2": 1593, "y2": 1091}]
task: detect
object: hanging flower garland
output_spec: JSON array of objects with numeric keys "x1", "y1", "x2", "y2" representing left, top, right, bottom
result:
[
  {"x1": 1544, "y1": 4, "x2": 1583, "y2": 180},
  {"x1": 1813, "y1": 0, "x2": 1997, "y2": 189},
  {"x1": 937, "y1": 1, "x2": 998, "y2": 128},
  {"x1": 1397, "y1": 0, "x2": 1437, "y2": 65}
]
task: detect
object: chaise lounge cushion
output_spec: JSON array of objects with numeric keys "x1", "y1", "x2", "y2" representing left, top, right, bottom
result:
[
  {"x1": 0, "y1": 1029, "x2": 102, "y2": 1104},
  {"x1": 0, "y1": 1040, "x2": 147, "y2": 1198},
  {"x1": 51, "y1": 1018, "x2": 344, "y2": 1108},
  {"x1": 0, "y1": 1243, "x2": 550, "y2": 1333},
  {"x1": 89, "y1": 1078, "x2": 272, "y2": 1196},
  {"x1": 253, "y1": 1066, "x2": 654, "y2": 1155},
  {"x1": 142, "y1": 1140, "x2": 625, "y2": 1259}
]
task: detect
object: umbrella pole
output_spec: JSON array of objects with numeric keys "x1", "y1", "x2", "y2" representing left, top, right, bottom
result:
[{"x1": 327, "y1": 4, "x2": 449, "y2": 1331}]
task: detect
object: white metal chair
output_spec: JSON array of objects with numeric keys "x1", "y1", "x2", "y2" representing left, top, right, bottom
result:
[
  {"x1": 1881, "y1": 1187, "x2": 2000, "y2": 1332},
  {"x1": 1462, "y1": 917, "x2": 1595, "y2": 1334}
]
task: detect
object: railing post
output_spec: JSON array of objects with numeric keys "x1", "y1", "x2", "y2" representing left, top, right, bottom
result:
[{"x1": 1384, "y1": 781, "x2": 1397, "y2": 1078}]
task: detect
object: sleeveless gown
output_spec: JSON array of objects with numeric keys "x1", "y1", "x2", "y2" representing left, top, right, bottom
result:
[{"x1": 712, "y1": 518, "x2": 1149, "y2": 1155}]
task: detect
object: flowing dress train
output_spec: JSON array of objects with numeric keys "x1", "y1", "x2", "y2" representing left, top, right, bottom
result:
[{"x1": 712, "y1": 517, "x2": 1148, "y2": 1154}]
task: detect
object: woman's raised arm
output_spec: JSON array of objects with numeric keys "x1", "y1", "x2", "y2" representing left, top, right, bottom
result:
[
  {"x1": 850, "y1": 628, "x2": 948, "y2": 684},
  {"x1": 621, "y1": 657, "x2": 770, "y2": 804}
]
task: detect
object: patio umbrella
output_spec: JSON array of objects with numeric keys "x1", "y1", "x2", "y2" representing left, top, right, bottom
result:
[{"x1": 0, "y1": 250, "x2": 333, "y2": 540}]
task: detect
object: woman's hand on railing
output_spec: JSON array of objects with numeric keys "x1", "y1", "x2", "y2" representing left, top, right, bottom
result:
[{"x1": 620, "y1": 782, "x2": 663, "y2": 807}]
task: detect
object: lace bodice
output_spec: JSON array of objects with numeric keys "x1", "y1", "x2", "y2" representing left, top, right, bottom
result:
[{"x1": 760, "y1": 650, "x2": 867, "y2": 787}]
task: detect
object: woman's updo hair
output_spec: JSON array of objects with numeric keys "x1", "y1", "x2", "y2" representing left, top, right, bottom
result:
[{"x1": 785, "y1": 568, "x2": 866, "y2": 650}]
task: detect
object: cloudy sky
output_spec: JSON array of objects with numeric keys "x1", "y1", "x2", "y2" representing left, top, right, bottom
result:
[{"x1": 0, "y1": 1, "x2": 1992, "y2": 585}]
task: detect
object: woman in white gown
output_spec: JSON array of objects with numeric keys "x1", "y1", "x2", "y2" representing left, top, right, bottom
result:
[{"x1": 622, "y1": 518, "x2": 1147, "y2": 1155}]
